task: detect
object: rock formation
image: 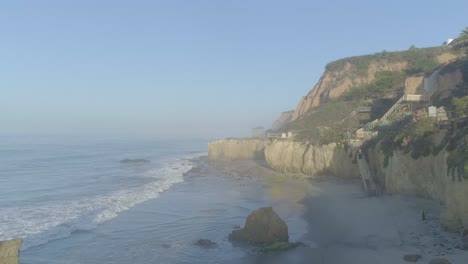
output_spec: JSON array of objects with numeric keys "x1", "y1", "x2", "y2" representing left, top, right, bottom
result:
[
  {"x1": 291, "y1": 61, "x2": 408, "y2": 121},
  {"x1": 290, "y1": 51, "x2": 457, "y2": 121},
  {"x1": 195, "y1": 239, "x2": 217, "y2": 248},
  {"x1": 367, "y1": 146, "x2": 468, "y2": 230},
  {"x1": 0, "y1": 239, "x2": 22, "y2": 264},
  {"x1": 264, "y1": 141, "x2": 360, "y2": 177},
  {"x1": 208, "y1": 139, "x2": 265, "y2": 161},
  {"x1": 207, "y1": 139, "x2": 360, "y2": 178},
  {"x1": 229, "y1": 207, "x2": 288, "y2": 244}
]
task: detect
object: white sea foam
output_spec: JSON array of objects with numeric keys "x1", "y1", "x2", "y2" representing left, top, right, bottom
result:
[{"x1": 0, "y1": 152, "x2": 206, "y2": 250}]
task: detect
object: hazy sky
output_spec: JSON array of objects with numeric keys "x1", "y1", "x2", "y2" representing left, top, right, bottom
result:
[{"x1": 1, "y1": 0, "x2": 467, "y2": 138}]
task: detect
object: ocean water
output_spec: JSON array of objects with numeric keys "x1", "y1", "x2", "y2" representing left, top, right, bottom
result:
[{"x1": 0, "y1": 135, "x2": 293, "y2": 264}]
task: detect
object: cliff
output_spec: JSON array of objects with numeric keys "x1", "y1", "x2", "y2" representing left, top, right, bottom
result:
[
  {"x1": 0, "y1": 239, "x2": 22, "y2": 264},
  {"x1": 291, "y1": 48, "x2": 458, "y2": 121},
  {"x1": 208, "y1": 139, "x2": 265, "y2": 161},
  {"x1": 264, "y1": 140, "x2": 360, "y2": 178},
  {"x1": 367, "y1": 145, "x2": 468, "y2": 230},
  {"x1": 208, "y1": 139, "x2": 360, "y2": 178}
]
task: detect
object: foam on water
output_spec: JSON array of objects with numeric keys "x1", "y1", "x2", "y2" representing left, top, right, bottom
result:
[{"x1": 0, "y1": 152, "x2": 206, "y2": 250}]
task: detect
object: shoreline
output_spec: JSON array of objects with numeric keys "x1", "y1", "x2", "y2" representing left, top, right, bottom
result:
[{"x1": 212, "y1": 159, "x2": 468, "y2": 264}]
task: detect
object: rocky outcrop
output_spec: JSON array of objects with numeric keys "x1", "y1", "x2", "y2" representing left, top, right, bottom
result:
[
  {"x1": 291, "y1": 61, "x2": 408, "y2": 121},
  {"x1": 264, "y1": 140, "x2": 360, "y2": 178},
  {"x1": 229, "y1": 207, "x2": 288, "y2": 244},
  {"x1": 208, "y1": 139, "x2": 265, "y2": 161},
  {"x1": 291, "y1": 51, "x2": 458, "y2": 121},
  {"x1": 0, "y1": 239, "x2": 22, "y2": 264},
  {"x1": 271, "y1": 111, "x2": 294, "y2": 131},
  {"x1": 195, "y1": 239, "x2": 217, "y2": 248},
  {"x1": 208, "y1": 139, "x2": 360, "y2": 178},
  {"x1": 367, "y1": 145, "x2": 468, "y2": 230}
]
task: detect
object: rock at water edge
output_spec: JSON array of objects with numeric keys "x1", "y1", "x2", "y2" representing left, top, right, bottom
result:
[{"x1": 229, "y1": 207, "x2": 288, "y2": 244}]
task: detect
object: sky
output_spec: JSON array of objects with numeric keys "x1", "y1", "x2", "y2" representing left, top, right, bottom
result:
[{"x1": 1, "y1": 0, "x2": 467, "y2": 139}]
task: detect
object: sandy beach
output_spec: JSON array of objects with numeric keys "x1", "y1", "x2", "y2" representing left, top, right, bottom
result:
[{"x1": 213, "y1": 160, "x2": 468, "y2": 264}]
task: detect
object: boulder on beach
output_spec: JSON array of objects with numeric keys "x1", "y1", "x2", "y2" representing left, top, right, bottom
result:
[
  {"x1": 429, "y1": 258, "x2": 451, "y2": 264},
  {"x1": 0, "y1": 239, "x2": 22, "y2": 264},
  {"x1": 229, "y1": 207, "x2": 288, "y2": 244}
]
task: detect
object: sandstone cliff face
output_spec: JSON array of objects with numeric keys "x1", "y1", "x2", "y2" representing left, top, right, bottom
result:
[
  {"x1": 208, "y1": 139, "x2": 265, "y2": 161},
  {"x1": 0, "y1": 239, "x2": 22, "y2": 264},
  {"x1": 291, "y1": 52, "x2": 457, "y2": 121},
  {"x1": 207, "y1": 139, "x2": 360, "y2": 178},
  {"x1": 291, "y1": 61, "x2": 408, "y2": 121},
  {"x1": 264, "y1": 140, "x2": 360, "y2": 178},
  {"x1": 367, "y1": 146, "x2": 468, "y2": 230}
]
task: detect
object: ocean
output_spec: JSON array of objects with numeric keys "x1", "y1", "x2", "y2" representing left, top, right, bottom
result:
[{"x1": 0, "y1": 135, "x2": 303, "y2": 264}]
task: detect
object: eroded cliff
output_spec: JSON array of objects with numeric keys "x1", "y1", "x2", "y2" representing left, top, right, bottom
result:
[
  {"x1": 367, "y1": 145, "x2": 468, "y2": 230},
  {"x1": 264, "y1": 140, "x2": 360, "y2": 178},
  {"x1": 208, "y1": 139, "x2": 360, "y2": 178},
  {"x1": 208, "y1": 139, "x2": 265, "y2": 161},
  {"x1": 291, "y1": 49, "x2": 458, "y2": 121}
]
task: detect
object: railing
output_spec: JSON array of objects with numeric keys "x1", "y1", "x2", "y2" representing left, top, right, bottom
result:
[
  {"x1": 404, "y1": 94, "x2": 424, "y2": 102},
  {"x1": 340, "y1": 107, "x2": 372, "y2": 123},
  {"x1": 381, "y1": 96, "x2": 404, "y2": 122},
  {"x1": 423, "y1": 80, "x2": 440, "y2": 101}
]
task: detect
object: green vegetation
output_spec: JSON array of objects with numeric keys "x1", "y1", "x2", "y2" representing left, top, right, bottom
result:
[
  {"x1": 446, "y1": 128, "x2": 468, "y2": 178},
  {"x1": 325, "y1": 46, "x2": 448, "y2": 76},
  {"x1": 452, "y1": 95, "x2": 468, "y2": 117},
  {"x1": 364, "y1": 116, "x2": 438, "y2": 166},
  {"x1": 343, "y1": 71, "x2": 404, "y2": 101},
  {"x1": 284, "y1": 101, "x2": 360, "y2": 144},
  {"x1": 403, "y1": 48, "x2": 441, "y2": 75},
  {"x1": 451, "y1": 27, "x2": 468, "y2": 50},
  {"x1": 287, "y1": 32, "x2": 468, "y2": 146}
]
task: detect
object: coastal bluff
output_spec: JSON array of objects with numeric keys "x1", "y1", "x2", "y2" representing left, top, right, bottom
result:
[
  {"x1": 208, "y1": 139, "x2": 359, "y2": 178},
  {"x1": 0, "y1": 239, "x2": 22, "y2": 264},
  {"x1": 208, "y1": 139, "x2": 265, "y2": 161},
  {"x1": 367, "y1": 146, "x2": 468, "y2": 230}
]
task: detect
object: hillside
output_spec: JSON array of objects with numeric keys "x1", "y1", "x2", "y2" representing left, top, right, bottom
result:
[{"x1": 278, "y1": 46, "x2": 464, "y2": 142}]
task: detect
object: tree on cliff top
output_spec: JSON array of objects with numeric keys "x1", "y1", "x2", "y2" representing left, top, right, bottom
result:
[{"x1": 452, "y1": 27, "x2": 468, "y2": 50}]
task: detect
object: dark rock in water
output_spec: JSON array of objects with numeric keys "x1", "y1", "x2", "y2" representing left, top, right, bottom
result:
[
  {"x1": 160, "y1": 243, "x2": 172, "y2": 249},
  {"x1": 229, "y1": 207, "x2": 288, "y2": 244},
  {"x1": 259, "y1": 241, "x2": 305, "y2": 252},
  {"x1": 403, "y1": 254, "x2": 422, "y2": 262},
  {"x1": 429, "y1": 258, "x2": 451, "y2": 264},
  {"x1": 120, "y1": 158, "x2": 150, "y2": 164},
  {"x1": 0, "y1": 239, "x2": 22, "y2": 264},
  {"x1": 195, "y1": 239, "x2": 217, "y2": 248}
]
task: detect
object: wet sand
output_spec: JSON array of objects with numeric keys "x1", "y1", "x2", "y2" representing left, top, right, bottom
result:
[{"x1": 213, "y1": 160, "x2": 468, "y2": 264}]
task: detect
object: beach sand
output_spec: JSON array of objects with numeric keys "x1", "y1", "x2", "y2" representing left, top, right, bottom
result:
[{"x1": 213, "y1": 160, "x2": 468, "y2": 264}]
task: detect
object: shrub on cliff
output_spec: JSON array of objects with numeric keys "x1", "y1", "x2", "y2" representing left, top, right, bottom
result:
[{"x1": 453, "y1": 95, "x2": 468, "y2": 117}]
